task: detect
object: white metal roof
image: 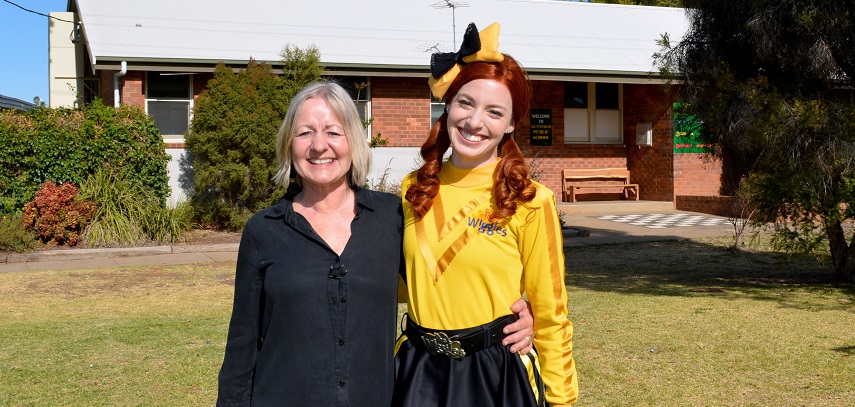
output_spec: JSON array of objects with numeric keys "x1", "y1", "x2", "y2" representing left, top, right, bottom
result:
[{"x1": 73, "y1": 0, "x2": 689, "y2": 77}]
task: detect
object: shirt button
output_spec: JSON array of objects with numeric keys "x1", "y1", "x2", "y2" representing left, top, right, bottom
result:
[
  {"x1": 339, "y1": 340, "x2": 345, "y2": 346},
  {"x1": 340, "y1": 297, "x2": 347, "y2": 303},
  {"x1": 339, "y1": 380, "x2": 346, "y2": 387}
]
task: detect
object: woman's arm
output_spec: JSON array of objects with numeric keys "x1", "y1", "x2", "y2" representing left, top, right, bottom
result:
[{"x1": 519, "y1": 189, "x2": 578, "y2": 406}]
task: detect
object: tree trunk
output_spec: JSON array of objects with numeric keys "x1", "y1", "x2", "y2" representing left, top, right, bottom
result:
[
  {"x1": 825, "y1": 220, "x2": 855, "y2": 283},
  {"x1": 845, "y1": 231, "x2": 855, "y2": 284}
]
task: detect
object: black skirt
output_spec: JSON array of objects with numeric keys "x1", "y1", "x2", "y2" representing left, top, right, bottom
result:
[{"x1": 393, "y1": 335, "x2": 546, "y2": 407}]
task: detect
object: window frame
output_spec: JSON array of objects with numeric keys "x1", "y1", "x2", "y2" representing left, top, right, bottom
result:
[
  {"x1": 430, "y1": 93, "x2": 445, "y2": 126},
  {"x1": 563, "y1": 82, "x2": 623, "y2": 144},
  {"x1": 331, "y1": 76, "x2": 372, "y2": 141},
  {"x1": 145, "y1": 72, "x2": 194, "y2": 142}
]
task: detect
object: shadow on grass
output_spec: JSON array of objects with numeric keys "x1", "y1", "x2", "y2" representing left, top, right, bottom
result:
[
  {"x1": 565, "y1": 239, "x2": 855, "y2": 311},
  {"x1": 833, "y1": 345, "x2": 855, "y2": 356}
]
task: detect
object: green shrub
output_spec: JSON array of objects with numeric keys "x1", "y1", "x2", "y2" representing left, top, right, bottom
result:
[
  {"x1": 22, "y1": 181, "x2": 96, "y2": 246},
  {"x1": 370, "y1": 132, "x2": 390, "y2": 147},
  {"x1": 0, "y1": 213, "x2": 38, "y2": 253},
  {"x1": 79, "y1": 170, "x2": 191, "y2": 247},
  {"x1": 186, "y1": 46, "x2": 321, "y2": 230},
  {"x1": 0, "y1": 100, "x2": 170, "y2": 214}
]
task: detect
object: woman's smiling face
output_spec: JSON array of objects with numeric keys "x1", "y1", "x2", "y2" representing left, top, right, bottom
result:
[
  {"x1": 290, "y1": 97, "x2": 352, "y2": 190},
  {"x1": 446, "y1": 79, "x2": 515, "y2": 169}
]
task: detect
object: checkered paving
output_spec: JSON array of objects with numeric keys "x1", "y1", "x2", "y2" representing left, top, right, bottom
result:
[{"x1": 597, "y1": 213, "x2": 731, "y2": 229}]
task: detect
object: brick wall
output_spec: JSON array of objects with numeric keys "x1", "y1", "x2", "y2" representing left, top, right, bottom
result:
[
  {"x1": 512, "y1": 80, "x2": 634, "y2": 199},
  {"x1": 367, "y1": 78, "x2": 721, "y2": 203},
  {"x1": 675, "y1": 195, "x2": 737, "y2": 217},
  {"x1": 193, "y1": 73, "x2": 213, "y2": 100},
  {"x1": 371, "y1": 77, "x2": 433, "y2": 147},
  {"x1": 673, "y1": 153, "x2": 724, "y2": 195},
  {"x1": 624, "y1": 84, "x2": 680, "y2": 202},
  {"x1": 121, "y1": 71, "x2": 145, "y2": 107},
  {"x1": 97, "y1": 70, "x2": 145, "y2": 108}
]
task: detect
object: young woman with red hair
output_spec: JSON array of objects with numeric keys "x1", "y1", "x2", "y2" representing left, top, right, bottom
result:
[{"x1": 393, "y1": 23, "x2": 578, "y2": 407}]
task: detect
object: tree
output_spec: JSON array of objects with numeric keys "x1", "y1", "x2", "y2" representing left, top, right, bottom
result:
[
  {"x1": 186, "y1": 45, "x2": 321, "y2": 230},
  {"x1": 655, "y1": 1, "x2": 855, "y2": 282},
  {"x1": 280, "y1": 44, "x2": 325, "y2": 101},
  {"x1": 587, "y1": 0, "x2": 681, "y2": 7}
]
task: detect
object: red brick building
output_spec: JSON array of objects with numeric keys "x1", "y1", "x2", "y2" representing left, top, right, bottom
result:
[{"x1": 49, "y1": 0, "x2": 731, "y2": 214}]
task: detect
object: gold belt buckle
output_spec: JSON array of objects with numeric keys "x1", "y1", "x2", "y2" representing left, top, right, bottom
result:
[{"x1": 421, "y1": 331, "x2": 466, "y2": 358}]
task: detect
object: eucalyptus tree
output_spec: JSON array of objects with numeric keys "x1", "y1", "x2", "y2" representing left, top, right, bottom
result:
[{"x1": 656, "y1": 1, "x2": 855, "y2": 282}]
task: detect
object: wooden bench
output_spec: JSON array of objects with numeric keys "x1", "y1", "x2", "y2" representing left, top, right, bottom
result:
[{"x1": 562, "y1": 168, "x2": 639, "y2": 203}]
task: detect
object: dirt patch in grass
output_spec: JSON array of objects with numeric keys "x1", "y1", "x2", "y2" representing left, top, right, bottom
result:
[
  {"x1": 177, "y1": 229, "x2": 242, "y2": 246},
  {"x1": 6, "y1": 263, "x2": 235, "y2": 301},
  {"x1": 16, "y1": 270, "x2": 183, "y2": 299}
]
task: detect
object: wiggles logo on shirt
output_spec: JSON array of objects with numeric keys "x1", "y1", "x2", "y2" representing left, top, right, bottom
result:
[{"x1": 467, "y1": 209, "x2": 508, "y2": 237}]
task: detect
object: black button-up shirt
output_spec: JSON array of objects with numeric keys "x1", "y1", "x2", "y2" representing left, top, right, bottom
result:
[{"x1": 217, "y1": 187, "x2": 403, "y2": 406}]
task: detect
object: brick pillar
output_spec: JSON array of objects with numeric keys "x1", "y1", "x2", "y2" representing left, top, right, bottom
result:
[{"x1": 121, "y1": 71, "x2": 145, "y2": 107}]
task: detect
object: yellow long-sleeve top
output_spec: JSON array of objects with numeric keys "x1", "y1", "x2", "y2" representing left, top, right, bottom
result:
[{"x1": 401, "y1": 161, "x2": 578, "y2": 406}]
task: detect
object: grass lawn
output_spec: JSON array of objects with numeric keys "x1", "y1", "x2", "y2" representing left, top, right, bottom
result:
[
  {"x1": 1, "y1": 236, "x2": 853, "y2": 405},
  {"x1": 567, "y1": 237, "x2": 855, "y2": 406},
  {"x1": 0, "y1": 263, "x2": 234, "y2": 405}
]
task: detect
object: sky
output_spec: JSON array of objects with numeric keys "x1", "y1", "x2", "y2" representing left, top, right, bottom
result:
[{"x1": 1, "y1": 0, "x2": 70, "y2": 104}]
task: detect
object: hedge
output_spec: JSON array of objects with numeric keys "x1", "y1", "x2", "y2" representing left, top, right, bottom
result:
[{"x1": 0, "y1": 100, "x2": 170, "y2": 214}]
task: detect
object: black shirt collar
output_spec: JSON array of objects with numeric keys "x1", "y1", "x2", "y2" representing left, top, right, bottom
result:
[{"x1": 265, "y1": 185, "x2": 376, "y2": 219}]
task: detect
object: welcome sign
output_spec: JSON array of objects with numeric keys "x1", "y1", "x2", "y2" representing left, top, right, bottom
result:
[{"x1": 529, "y1": 109, "x2": 552, "y2": 146}]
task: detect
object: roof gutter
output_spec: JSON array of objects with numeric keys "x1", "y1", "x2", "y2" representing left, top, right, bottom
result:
[{"x1": 113, "y1": 61, "x2": 127, "y2": 108}]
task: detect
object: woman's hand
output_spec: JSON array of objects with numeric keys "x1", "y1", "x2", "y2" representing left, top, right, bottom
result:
[{"x1": 502, "y1": 298, "x2": 534, "y2": 355}]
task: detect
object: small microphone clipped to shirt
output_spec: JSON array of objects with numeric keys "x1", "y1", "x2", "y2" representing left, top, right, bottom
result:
[{"x1": 328, "y1": 264, "x2": 348, "y2": 279}]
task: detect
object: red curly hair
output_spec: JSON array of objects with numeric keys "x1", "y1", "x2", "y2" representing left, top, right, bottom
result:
[{"x1": 406, "y1": 54, "x2": 536, "y2": 221}]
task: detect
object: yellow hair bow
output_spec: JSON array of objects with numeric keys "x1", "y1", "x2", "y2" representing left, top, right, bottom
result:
[{"x1": 428, "y1": 22, "x2": 504, "y2": 100}]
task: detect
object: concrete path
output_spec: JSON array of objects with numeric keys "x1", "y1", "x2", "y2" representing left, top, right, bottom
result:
[
  {"x1": 562, "y1": 211, "x2": 735, "y2": 247},
  {"x1": 0, "y1": 243, "x2": 239, "y2": 272},
  {"x1": 1, "y1": 210, "x2": 737, "y2": 272}
]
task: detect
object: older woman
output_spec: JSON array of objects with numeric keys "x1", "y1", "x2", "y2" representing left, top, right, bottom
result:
[{"x1": 216, "y1": 82, "x2": 533, "y2": 406}]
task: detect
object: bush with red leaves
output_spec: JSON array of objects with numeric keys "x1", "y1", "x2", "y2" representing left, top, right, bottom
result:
[{"x1": 22, "y1": 181, "x2": 97, "y2": 246}]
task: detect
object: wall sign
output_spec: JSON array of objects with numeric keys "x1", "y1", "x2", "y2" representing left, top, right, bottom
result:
[{"x1": 529, "y1": 108, "x2": 552, "y2": 146}]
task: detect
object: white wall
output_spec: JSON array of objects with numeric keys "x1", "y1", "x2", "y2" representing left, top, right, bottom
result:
[
  {"x1": 48, "y1": 12, "x2": 83, "y2": 108},
  {"x1": 366, "y1": 147, "x2": 422, "y2": 191},
  {"x1": 164, "y1": 146, "x2": 424, "y2": 206},
  {"x1": 165, "y1": 148, "x2": 191, "y2": 207}
]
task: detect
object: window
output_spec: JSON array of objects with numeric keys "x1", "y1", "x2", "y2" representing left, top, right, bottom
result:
[
  {"x1": 563, "y1": 82, "x2": 622, "y2": 144},
  {"x1": 146, "y1": 72, "x2": 193, "y2": 140},
  {"x1": 82, "y1": 78, "x2": 100, "y2": 106},
  {"x1": 430, "y1": 94, "x2": 445, "y2": 125},
  {"x1": 335, "y1": 76, "x2": 371, "y2": 139}
]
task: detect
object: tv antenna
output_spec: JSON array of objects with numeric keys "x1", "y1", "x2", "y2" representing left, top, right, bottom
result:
[
  {"x1": 424, "y1": 43, "x2": 441, "y2": 53},
  {"x1": 431, "y1": 1, "x2": 469, "y2": 49}
]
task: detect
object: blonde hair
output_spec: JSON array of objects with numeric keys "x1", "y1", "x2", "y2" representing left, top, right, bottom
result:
[{"x1": 273, "y1": 81, "x2": 372, "y2": 189}]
